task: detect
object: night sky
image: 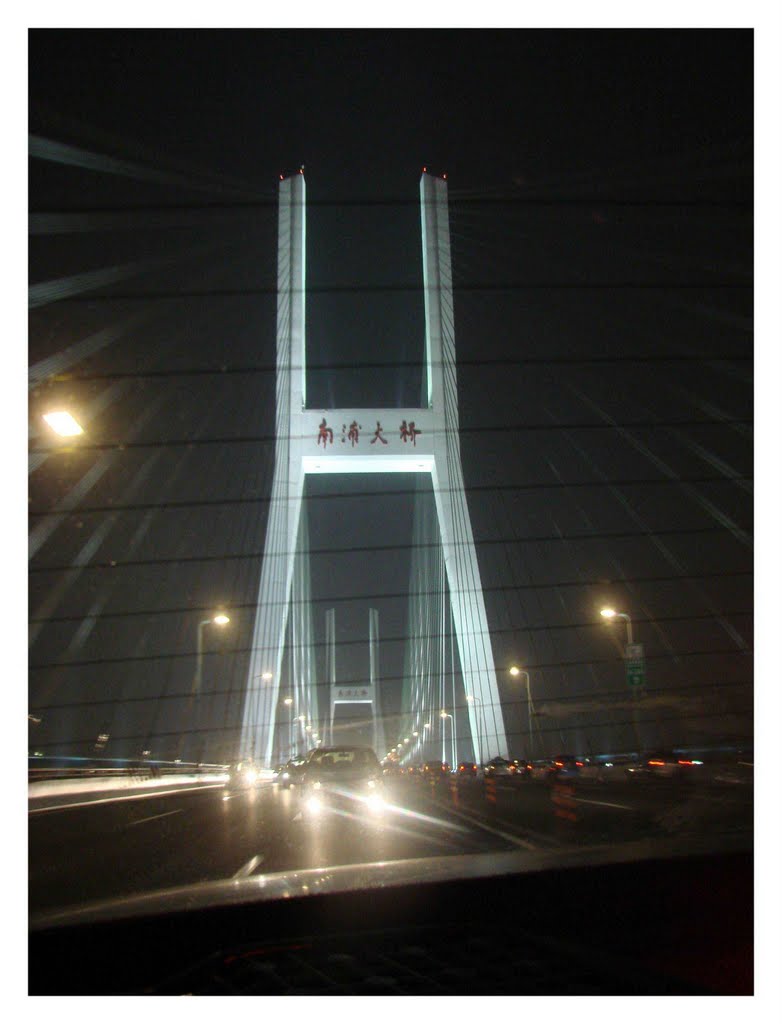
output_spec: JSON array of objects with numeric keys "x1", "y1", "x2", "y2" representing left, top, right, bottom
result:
[{"x1": 28, "y1": 28, "x2": 753, "y2": 764}]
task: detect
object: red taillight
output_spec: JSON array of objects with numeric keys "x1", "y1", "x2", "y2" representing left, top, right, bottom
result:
[
  {"x1": 648, "y1": 760, "x2": 665, "y2": 767},
  {"x1": 555, "y1": 761, "x2": 564, "y2": 767},
  {"x1": 576, "y1": 762, "x2": 584, "y2": 767},
  {"x1": 678, "y1": 759, "x2": 694, "y2": 765}
]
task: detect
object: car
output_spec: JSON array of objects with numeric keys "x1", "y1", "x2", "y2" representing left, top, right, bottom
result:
[
  {"x1": 631, "y1": 751, "x2": 702, "y2": 781},
  {"x1": 548, "y1": 755, "x2": 581, "y2": 780},
  {"x1": 226, "y1": 760, "x2": 260, "y2": 789},
  {"x1": 277, "y1": 755, "x2": 308, "y2": 789},
  {"x1": 298, "y1": 746, "x2": 385, "y2": 815},
  {"x1": 422, "y1": 760, "x2": 450, "y2": 781},
  {"x1": 483, "y1": 757, "x2": 515, "y2": 777},
  {"x1": 511, "y1": 758, "x2": 533, "y2": 777},
  {"x1": 457, "y1": 761, "x2": 478, "y2": 777}
]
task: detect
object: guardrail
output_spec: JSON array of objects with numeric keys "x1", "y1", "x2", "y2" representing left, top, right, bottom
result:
[{"x1": 28, "y1": 756, "x2": 229, "y2": 785}]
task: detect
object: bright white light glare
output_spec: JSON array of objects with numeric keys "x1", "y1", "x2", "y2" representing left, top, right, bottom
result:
[
  {"x1": 282, "y1": 772, "x2": 290, "y2": 780},
  {"x1": 313, "y1": 781, "x2": 322, "y2": 789},
  {"x1": 213, "y1": 614, "x2": 230, "y2": 625},
  {"x1": 245, "y1": 769, "x2": 257, "y2": 784},
  {"x1": 261, "y1": 671, "x2": 273, "y2": 680},
  {"x1": 43, "y1": 411, "x2": 83, "y2": 436},
  {"x1": 509, "y1": 666, "x2": 520, "y2": 676},
  {"x1": 366, "y1": 794, "x2": 385, "y2": 812},
  {"x1": 283, "y1": 697, "x2": 293, "y2": 705},
  {"x1": 307, "y1": 796, "x2": 322, "y2": 813},
  {"x1": 600, "y1": 608, "x2": 617, "y2": 619},
  {"x1": 367, "y1": 779, "x2": 376, "y2": 789}
]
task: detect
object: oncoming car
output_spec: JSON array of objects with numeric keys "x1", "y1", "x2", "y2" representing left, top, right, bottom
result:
[
  {"x1": 226, "y1": 760, "x2": 261, "y2": 789},
  {"x1": 298, "y1": 746, "x2": 385, "y2": 817}
]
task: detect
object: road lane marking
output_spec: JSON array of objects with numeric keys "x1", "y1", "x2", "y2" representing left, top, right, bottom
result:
[
  {"x1": 233, "y1": 854, "x2": 264, "y2": 878},
  {"x1": 127, "y1": 809, "x2": 183, "y2": 827},
  {"x1": 572, "y1": 796, "x2": 633, "y2": 810},
  {"x1": 436, "y1": 803, "x2": 538, "y2": 850},
  {"x1": 29, "y1": 783, "x2": 224, "y2": 814}
]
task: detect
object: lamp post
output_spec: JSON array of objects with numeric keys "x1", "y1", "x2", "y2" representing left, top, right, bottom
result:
[
  {"x1": 283, "y1": 697, "x2": 293, "y2": 758},
  {"x1": 600, "y1": 607, "x2": 633, "y2": 645},
  {"x1": 440, "y1": 711, "x2": 455, "y2": 768},
  {"x1": 509, "y1": 666, "x2": 535, "y2": 759},
  {"x1": 466, "y1": 695, "x2": 486, "y2": 766},
  {"x1": 182, "y1": 612, "x2": 230, "y2": 762},
  {"x1": 600, "y1": 607, "x2": 642, "y2": 756}
]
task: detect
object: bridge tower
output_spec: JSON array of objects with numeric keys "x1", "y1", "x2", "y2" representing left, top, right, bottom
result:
[{"x1": 241, "y1": 171, "x2": 508, "y2": 765}]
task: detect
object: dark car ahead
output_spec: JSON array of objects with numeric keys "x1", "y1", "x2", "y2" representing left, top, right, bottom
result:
[
  {"x1": 548, "y1": 755, "x2": 581, "y2": 781},
  {"x1": 483, "y1": 757, "x2": 515, "y2": 777},
  {"x1": 277, "y1": 755, "x2": 308, "y2": 789},
  {"x1": 457, "y1": 761, "x2": 478, "y2": 777},
  {"x1": 422, "y1": 760, "x2": 450, "y2": 782},
  {"x1": 299, "y1": 746, "x2": 385, "y2": 817}
]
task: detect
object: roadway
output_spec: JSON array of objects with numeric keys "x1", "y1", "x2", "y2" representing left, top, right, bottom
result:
[{"x1": 29, "y1": 771, "x2": 752, "y2": 921}]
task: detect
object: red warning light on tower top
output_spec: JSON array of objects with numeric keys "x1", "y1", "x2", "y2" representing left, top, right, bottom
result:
[
  {"x1": 279, "y1": 174, "x2": 284, "y2": 180},
  {"x1": 422, "y1": 166, "x2": 427, "y2": 173}
]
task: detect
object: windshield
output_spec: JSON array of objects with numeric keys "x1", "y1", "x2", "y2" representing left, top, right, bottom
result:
[{"x1": 29, "y1": 28, "x2": 753, "y2": 949}]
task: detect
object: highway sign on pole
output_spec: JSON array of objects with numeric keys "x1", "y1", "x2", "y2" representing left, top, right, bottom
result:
[{"x1": 625, "y1": 642, "x2": 645, "y2": 687}]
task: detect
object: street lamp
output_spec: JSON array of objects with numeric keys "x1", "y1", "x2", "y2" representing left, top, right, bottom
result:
[
  {"x1": 440, "y1": 710, "x2": 455, "y2": 767},
  {"x1": 283, "y1": 697, "x2": 293, "y2": 757},
  {"x1": 509, "y1": 666, "x2": 535, "y2": 759},
  {"x1": 466, "y1": 695, "x2": 486, "y2": 766},
  {"x1": 42, "y1": 410, "x2": 84, "y2": 437},
  {"x1": 195, "y1": 614, "x2": 230, "y2": 695},
  {"x1": 600, "y1": 607, "x2": 634, "y2": 644},
  {"x1": 600, "y1": 607, "x2": 641, "y2": 756},
  {"x1": 182, "y1": 612, "x2": 230, "y2": 762}
]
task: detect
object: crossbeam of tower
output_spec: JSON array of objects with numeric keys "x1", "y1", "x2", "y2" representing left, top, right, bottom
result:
[{"x1": 241, "y1": 171, "x2": 508, "y2": 765}]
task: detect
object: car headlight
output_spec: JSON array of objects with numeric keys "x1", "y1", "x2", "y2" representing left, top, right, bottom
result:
[
  {"x1": 281, "y1": 772, "x2": 290, "y2": 780},
  {"x1": 313, "y1": 780, "x2": 322, "y2": 789},
  {"x1": 306, "y1": 796, "x2": 322, "y2": 814},
  {"x1": 245, "y1": 769, "x2": 257, "y2": 784},
  {"x1": 367, "y1": 779, "x2": 376, "y2": 789},
  {"x1": 366, "y1": 793, "x2": 385, "y2": 812}
]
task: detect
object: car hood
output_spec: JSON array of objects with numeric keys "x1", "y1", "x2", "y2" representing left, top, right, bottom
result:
[{"x1": 29, "y1": 832, "x2": 749, "y2": 932}]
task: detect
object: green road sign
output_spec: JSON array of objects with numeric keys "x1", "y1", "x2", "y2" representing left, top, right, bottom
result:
[{"x1": 625, "y1": 642, "x2": 645, "y2": 687}]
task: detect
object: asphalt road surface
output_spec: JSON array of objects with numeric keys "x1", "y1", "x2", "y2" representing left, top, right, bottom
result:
[{"x1": 29, "y1": 773, "x2": 752, "y2": 920}]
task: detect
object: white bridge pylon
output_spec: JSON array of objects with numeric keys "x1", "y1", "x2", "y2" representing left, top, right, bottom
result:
[{"x1": 241, "y1": 171, "x2": 509, "y2": 766}]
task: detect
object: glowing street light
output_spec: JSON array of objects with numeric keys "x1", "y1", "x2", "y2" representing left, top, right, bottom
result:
[
  {"x1": 601, "y1": 607, "x2": 641, "y2": 755},
  {"x1": 600, "y1": 607, "x2": 634, "y2": 644},
  {"x1": 466, "y1": 695, "x2": 487, "y2": 766},
  {"x1": 261, "y1": 672, "x2": 273, "y2": 681},
  {"x1": 179, "y1": 611, "x2": 230, "y2": 761},
  {"x1": 440, "y1": 710, "x2": 455, "y2": 767},
  {"x1": 283, "y1": 697, "x2": 293, "y2": 706},
  {"x1": 42, "y1": 410, "x2": 83, "y2": 437},
  {"x1": 509, "y1": 666, "x2": 535, "y2": 759}
]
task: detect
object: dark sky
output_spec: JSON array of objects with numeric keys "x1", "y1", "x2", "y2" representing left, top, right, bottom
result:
[{"x1": 28, "y1": 29, "x2": 753, "y2": 763}]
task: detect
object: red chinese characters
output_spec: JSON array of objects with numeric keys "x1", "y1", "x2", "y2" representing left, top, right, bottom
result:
[
  {"x1": 399, "y1": 420, "x2": 421, "y2": 446},
  {"x1": 370, "y1": 421, "x2": 388, "y2": 445},
  {"x1": 317, "y1": 419, "x2": 334, "y2": 447}
]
